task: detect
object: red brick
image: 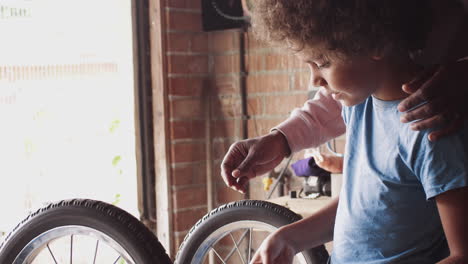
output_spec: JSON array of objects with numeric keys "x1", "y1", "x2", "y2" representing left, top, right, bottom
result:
[
  {"x1": 216, "y1": 183, "x2": 246, "y2": 205},
  {"x1": 191, "y1": 33, "x2": 208, "y2": 53},
  {"x1": 246, "y1": 74, "x2": 290, "y2": 93},
  {"x1": 172, "y1": 185, "x2": 207, "y2": 209},
  {"x1": 211, "y1": 96, "x2": 243, "y2": 119},
  {"x1": 209, "y1": 30, "x2": 240, "y2": 53},
  {"x1": 171, "y1": 141, "x2": 206, "y2": 163},
  {"x1": 167, "y1": 32, "x2": 208, "y2": 53},
  {"x1": 166, "y1": 0, "x2": 201, "y2": 10},
  {"x1": 212, "y1": 119, "x2": 240, "y2": 139},
  {"x1": 167, "y1": 33, "x2": 191, "y2": 52},
  {"x1": 244, "y1": 30, "x2": 267, "y2": 50},
  {"x1": 292, "y1": 71, "x2": 312, "y2": 90},
  {"x1": 170, "y1": 98, "x2": 204, "y2": 119},
  {"x1": 245, "y1": 53, "x2": 264, "y2": 72},
  {"x1": 166, "y1": 10, "x2": 202, "y2": 32},
  {"x1": 212, "y1": 75, "x2": 239, "y2": 95},
  {"x1": 264, "y1": 94, "x2": 307, "y2": 115},
  {"x1": 212, "y1": 160, "x2": 225, "y2": 183},
  {"x1": 265, "y1": 53, "x2": 290, "y2": 71},
  {"x1": 212, "y1": 139, "x2": 235, "y2": 161},
  {"x1": 168, "y1": 77, "x2": 206, "y2": 97},
  {"x1": 212, "y1": 54, "x2": 240, "y2": 74},
  {"x1": 247, "y1": 118, "x2": 285, "y2": 138},
  {"x1": 167, "y1": 55, "x2": 208, "y2": 75},
  {"x1": 171, "y1": 162, "x2": 207, "y2": 186},
  {"x1": 170, "y1": 120, "x2": 205, "y2": 140},
  {"x1": 173, "y1": 207, "x2": 207, "y2": 232},
  {"x1": 247, "y1": 97, "x2": 263, "y2": 116}
]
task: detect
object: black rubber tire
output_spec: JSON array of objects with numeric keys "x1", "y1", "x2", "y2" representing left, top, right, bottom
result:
[
  {"x1": 0, "y1": 199, "x2": 172, "y2": 264},
  {"x1": 175, "y1": 200, "x2": 329, "y2": 264}
]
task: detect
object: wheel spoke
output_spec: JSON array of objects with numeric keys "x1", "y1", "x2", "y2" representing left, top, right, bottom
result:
[
  {"x1": 210, "y1": 247, "x2": 227, "y2": 264},
  {"x1": 224, "y1": 229, "x2": 249, "y2": 261},
  {"x1": 229, "y1": 233, "x2": 247, "y2": 264},
  {"x1": 46, "y1": 243, "x2": 58, "y2": 264},
  {"x1": 112, "y1": 255, "x2": 122, "y2": 264},
  {"x1": 70, "y1": 235, "x2": 73, "y2": 264},
  {"x1": 247, "y1": 228, "x2": 253, "y2": 262},
  {"x1": 93, "y1": 240, "x2": 99, "y2": 264}
]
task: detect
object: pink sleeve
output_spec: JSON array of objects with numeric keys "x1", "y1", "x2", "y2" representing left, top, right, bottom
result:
[{"x1": 272, "y1": 87, "x2": 346, "y2": 153}]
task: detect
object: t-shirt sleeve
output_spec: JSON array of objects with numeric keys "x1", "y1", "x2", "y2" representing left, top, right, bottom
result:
[{"x1": 406, "y1": 124, "x2": 468, "y2": 200}]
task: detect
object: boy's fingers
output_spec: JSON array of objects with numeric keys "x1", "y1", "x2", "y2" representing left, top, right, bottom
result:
[{"x1": 249, "y1": 250, "x2": 262, "y2": 264}]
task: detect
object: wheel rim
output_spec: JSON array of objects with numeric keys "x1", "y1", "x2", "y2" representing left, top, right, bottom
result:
[
  {"x1": 13, "y1": 225, "x2": 135, "y2": 264},
  {"x1": 191, "y1": 220, "x2": 309, "y2": 264}
]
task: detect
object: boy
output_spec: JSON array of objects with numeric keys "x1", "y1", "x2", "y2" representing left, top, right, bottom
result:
[{"x1": 246, "y1": 1, "x2": 468, "y2": 263}]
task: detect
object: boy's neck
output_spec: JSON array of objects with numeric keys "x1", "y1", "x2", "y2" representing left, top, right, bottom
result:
[{"x1": 372, "y1": 57, "x2": 422, "y2": 101}]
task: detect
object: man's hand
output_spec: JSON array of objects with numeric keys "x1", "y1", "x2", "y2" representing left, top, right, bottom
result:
[
  {"x1": 398, "y1": 60, "x2": 468, "y2": 141},
  {"x1": 221, "y1": 131, "x2": 291, "y2": 193}
]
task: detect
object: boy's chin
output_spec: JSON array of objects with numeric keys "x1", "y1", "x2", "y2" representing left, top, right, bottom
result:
[{"x1": 340, "y1": 97, "x2": 367, "y2": 107}]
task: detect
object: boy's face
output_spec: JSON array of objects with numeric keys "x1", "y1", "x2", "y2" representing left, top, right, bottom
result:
[{"x1": 296, "y1": 46, "x2": 384, "y2": 106}]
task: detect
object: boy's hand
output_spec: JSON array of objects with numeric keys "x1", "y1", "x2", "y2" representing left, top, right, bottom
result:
[
  {"x1": 312, "y1": 152, "x2": 344, "y2": 174},
  {"x1": 221, "y1": 131, "x2": 290, "y2": 193},
  {"x1": 398, "y1": 60, "x2": 468, "y2": 141},
  {"x1": 249, "y1": 229, "x2": 297, "y2": 264}
]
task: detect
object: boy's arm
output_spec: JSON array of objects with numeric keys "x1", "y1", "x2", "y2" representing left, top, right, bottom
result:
[
  {"x1": 279, "y1": 197, "x2": 338, "y2": 251},
  {"x1": 436, "y1": 187, "x2": 468, "y2": 264},
  {"x1": 250, "y1": 197, "x2": 338, "y2": 263}
]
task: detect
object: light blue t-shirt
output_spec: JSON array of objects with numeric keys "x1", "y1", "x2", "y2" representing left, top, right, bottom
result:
[{"x1": 331, "y1": 96, "x2": 468, "y2": 264}]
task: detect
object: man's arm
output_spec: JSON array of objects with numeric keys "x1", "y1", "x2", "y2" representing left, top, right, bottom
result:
[
  {"x1": 221, "y1": 87, "x2": 345, "y2": 192},
  {"x1": 273, "y1": 87, "x2": 345, "y2": 153},
  {"x1": 436, "y1": 187, "x2": 468, "y2": 264},
  {"x1": 398, "y1": 2, "x2": 468, "y2": 141}
]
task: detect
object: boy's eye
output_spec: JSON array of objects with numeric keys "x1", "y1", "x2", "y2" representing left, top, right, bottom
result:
[{"x1": 317, "y1": 61, "x2": 331, "y2": 69}]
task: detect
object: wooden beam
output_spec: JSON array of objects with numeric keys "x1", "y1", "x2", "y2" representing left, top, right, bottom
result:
[{"x1": 148, "y1": 0, "x2": 173, "y2": 255}]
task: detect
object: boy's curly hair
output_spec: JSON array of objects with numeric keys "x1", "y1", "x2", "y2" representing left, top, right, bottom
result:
[{"x1": 251, "y1": 0, "x2": 433, "y2": 56}]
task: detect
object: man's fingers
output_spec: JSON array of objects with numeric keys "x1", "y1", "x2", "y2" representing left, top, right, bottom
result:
[
  {"x1": 400, "y1": 98, "x2": 445, "y2": 123},
  {"x1": 221, "y1": 156, "x2": 243, "y2": 190},
  {"x1": 428, "y1": 119, "x2": 463, "y2": 142},
  {"x1": 402, "y1": 66, "x2": 439, "y2": 94},
  {"x1": 236, "y1": 176, "x2": 249, "y2": 193},
  {"x1": 236, "y1": 155, "x2": 285, "y2": 193},
  {"x1": 408, "y1": 114, "x2": 444, "y2": 131},
  {"x1": 398, "y1": 67, "x2": 443, "y2": 113},
  {"x1": 398, "y1": 88, "x2": 429, "y2": 113},
  {"x1": 234, "y1": 151, "x2": 257, "y2": 180}
]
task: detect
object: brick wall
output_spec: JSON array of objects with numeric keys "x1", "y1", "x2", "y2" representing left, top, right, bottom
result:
[
  {"x1": 162, "y1": 0, "x2": 340, "y2": 257},
  {"x1": 164, "y1": 0, "x2": 209, "y2": 254}
]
